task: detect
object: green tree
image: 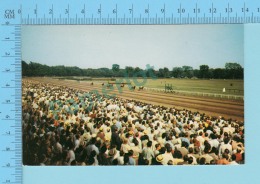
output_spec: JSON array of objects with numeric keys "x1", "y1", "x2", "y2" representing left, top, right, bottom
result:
[
  {"x1": 22, "y1": 60, "x2": 29, "y2": 76},
  {"x1": 146, "y1": 67, "x2": 156, "y2": 78},
  {"x1": 193, "y1": 69, "x2": 200, "y2": 78},
  {"x1": 125, "y1": 66, "x2": 134, "y2": 77},
  {"x1": 182, "y1": 66, "x2": 193, "y2": 78},
  {"x1": 134, "y1": 67, "x2": 141, "y2": 73},
  {"x1": 163, "y1": 67, "x2": 170, "y2": 78},
  {"x1": 133, "y1": 67, "x2": 145, "y2": 77},
  {"x1": 199, "y1": 65, "x2": 209, "y2": 78},
  {"x1": 213, "y1": 68, "x2": 226, "y2": 79},
  {"x1": 158, "y1": 68, "x2": 164, "y2": 78},
  {"x1": 112, "y1": 64, "x2": 120, "y2": 72},
  {"x1": 225, "y1": 62, "x2": 243, "y2": 79},
  {"x1": 172, "y1": 67, "x2": 183, "y2": 78},
  {"x1": 157, "y1": 67, "x2": 170, "y2": 78}
]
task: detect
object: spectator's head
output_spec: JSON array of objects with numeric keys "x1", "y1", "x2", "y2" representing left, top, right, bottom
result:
[
  {"x1": 166, "y1": 146, "x2": 172, "y2": 153},
  {"x1": 90, "y1": 137, "x2": 96, "y2": 145},
  {"x1": 194, "y1": 146, "x2": 200, "y2": 154},
  {"x1": 181, "y1": 141, "x2": 188, "y2": 148},
  {"x1": 210, "y1": 160, "x2": 216, "y2": 165},
  {"x1": 224, "y1": 138, "x2": 230, "y2": 144},
  {"x1": 155, "y1": 143, "x2": 161, "y2": 150},
  {"x1": 183, "y1": 155, "x2": 189, "y2": 162},
  {"x1": 100, "y1": 145, "x2": 107, "y2": 154},
  {"x1": 160, "y1": 147, "x2": 166, "y2": 154},
  {"x1": 162, "y1": 133, "x2": 167, "y2": 139},
  {"x1": 173, "y1": 150, "x2": 183, "y2": 159},
  {"x1": 167, "y1": 160, "x2": 173, "y2": 165},
  {"x1": 188, "y1": 147, "x2": 194, "y2": 154},
  {"x1": 128, "y1": 150, "x2": 134, "y2": 157},
  {"x1": 224, "y1": 148, "x2": 230, "y2": 155},
  {"x1": 222, "y1": 153, "x2": 229, "y2": 160},
  {"x1": 188, "y1": 157, "x2": 193, "y2": 164},
  {"x1": 204, "y1": 145, "x2": 211, "y2": 154},
  {"x1": 210, "y1": 133, "x2": 216, "y2": 139},
  {"x1": 112, "y1": 159, "x2": 118, "y2": 165},
  {"x1": 147, "y1": 141, "x2": 152, "y2": 148},
  {"x1": 90, "y1": 150, "x2": 96, "y2": 158},
  {"x1": 88, "y1": 157, "x2": 95, "y2": 165},
  {"x1": 199, "y1": 157, "x2": 206, "y2": 165},
  {"x1": 71, "y1": 160, "x2": 77, "y2": 166}
]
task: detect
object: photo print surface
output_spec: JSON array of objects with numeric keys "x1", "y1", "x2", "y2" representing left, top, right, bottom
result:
[{"x1": 22, "y1": 25, "x2": 244, "y2": 166}]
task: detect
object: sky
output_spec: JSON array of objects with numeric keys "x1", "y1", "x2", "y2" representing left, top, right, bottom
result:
[{"x1": 21, "y1": 25, "x2": 244, "y2": 70}]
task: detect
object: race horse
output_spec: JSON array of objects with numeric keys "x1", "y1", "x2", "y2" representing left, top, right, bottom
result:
[{"x1": 138, "y1": 86, "x2": 144, "y2": 90}]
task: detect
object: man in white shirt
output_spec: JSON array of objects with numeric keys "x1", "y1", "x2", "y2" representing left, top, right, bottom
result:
[
  {"x1": 162, "y1": 146, "x2": 174, "y2": 165},
  {"x1": 219, "y1": 138, "x2": 232, "y2": 157},
  {"x1": 142, "y1": 141, "x2": 154, "y2": 165},
  {"x1": 209, "y1": 133, "x2": 219, "y2": 149}
]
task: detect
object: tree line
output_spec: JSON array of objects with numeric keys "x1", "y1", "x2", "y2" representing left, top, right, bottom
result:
[{"x1": 22, "y1": 61, "x2": 243, "y2": 79}]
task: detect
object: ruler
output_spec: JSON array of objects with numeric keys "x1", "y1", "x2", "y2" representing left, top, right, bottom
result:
[
  {"x1": 0, "y1": 2, "x2": 22, "y2": 184},
  {"x1": 0, "y1": 0, "x2": 259, "y2": 184},
  {"x1": 0, "y1": 0, "x2": 260, "y2": 25}
]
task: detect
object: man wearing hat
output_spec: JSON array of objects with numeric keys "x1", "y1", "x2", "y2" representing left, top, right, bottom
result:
[
  {"x1": 162, "y1": 146, "x2": 174, "y2": 165},
  {"x1": 154, "y1": 154, "x2": 164, "y2": 165},
  {"x1": 108, "y1": 146, "x2": 120, "y2": 163}
]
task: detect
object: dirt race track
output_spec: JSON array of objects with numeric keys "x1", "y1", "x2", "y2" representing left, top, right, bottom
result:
[{"x1": 26, "y1": 77, "x2": 244, "y2": 122}]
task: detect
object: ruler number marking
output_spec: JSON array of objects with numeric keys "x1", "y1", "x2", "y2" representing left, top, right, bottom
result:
[
  {"x1": 226, "y1": 8, "x2": 232, "y2": 13},
  {"x1": 242, "y1": 8, "x2": 249, "y2": 13},
  {"x1": 193, "y1": 8, "x2": 200, "y2": 13},
  {"x1": 209, "y1": 8, "x2": 217, "y2": 13},
  {"x1": 161, "y1": 8, "x2": 165, "y2": 14},
  {"x1": 178, "y1": 8, "x2": 185, "y2": 13},
  {"x1": 81, "y1": 8, "x2": 85, "y2": 14}
]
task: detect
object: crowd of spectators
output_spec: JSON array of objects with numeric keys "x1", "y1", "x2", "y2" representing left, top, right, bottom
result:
[{"x1": 22, "y1": 80, "x2": 245, "y2": 166}]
